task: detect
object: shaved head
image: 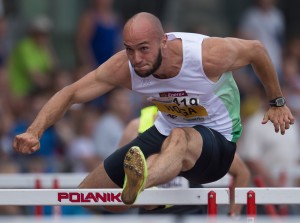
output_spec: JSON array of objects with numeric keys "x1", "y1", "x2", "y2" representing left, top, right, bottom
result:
[
  {"x1": 123, "y1": 12, "x2": 165, "y2": 78},
  {"x1": 123, "y1": 12, "x2": 164, "y2": 42}
]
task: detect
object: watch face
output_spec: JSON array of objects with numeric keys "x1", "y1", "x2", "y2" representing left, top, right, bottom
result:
[{"x1": 276, "y1": 98, "x2": 285, "y2": 106}]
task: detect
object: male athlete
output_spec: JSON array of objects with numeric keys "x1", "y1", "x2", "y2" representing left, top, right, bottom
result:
[{"x1": 13, "y1": 12, "x2": 294, "y2": 212}]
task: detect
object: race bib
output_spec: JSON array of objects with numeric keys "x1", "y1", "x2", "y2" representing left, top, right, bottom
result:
[{"x1": 149, "y1": 96, "x2": 208, "y2": 118}]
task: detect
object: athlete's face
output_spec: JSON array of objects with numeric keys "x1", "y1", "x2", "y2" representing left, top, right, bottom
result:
[{"x1": 124, "y1": 38, "x2": 163, "y2": 78}]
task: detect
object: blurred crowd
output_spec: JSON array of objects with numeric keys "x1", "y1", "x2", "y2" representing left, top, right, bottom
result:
[{"x1": 1, "y1": 0, "x2": 300, "y2": 216}]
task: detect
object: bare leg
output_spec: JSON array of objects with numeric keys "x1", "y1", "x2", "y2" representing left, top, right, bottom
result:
[
  {"x1": 145, "y1": 127, "x2": 202, "y2": 188},
  {"x1": 121, "y1": 127, "x2": 203, "y2": 205},
  {"x1": 79, "y1": 163, "x2": 130, "y2": 212}
]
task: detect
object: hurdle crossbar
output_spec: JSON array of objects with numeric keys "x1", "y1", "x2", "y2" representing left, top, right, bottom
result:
[
  {"x1": 0, "y1": 188, "x2": 229, "y2": 206},
  {"x1": 235, "y1": 188, "x2": 300, "y2": 205}
]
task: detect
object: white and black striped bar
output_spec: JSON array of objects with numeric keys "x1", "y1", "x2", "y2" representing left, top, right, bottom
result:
[
  {"x1": 235, "y1": 188, "x2": 300, "y2": 204},
  {"x1": 0, "y1": 188, "x2": 229, "y2": 206}
]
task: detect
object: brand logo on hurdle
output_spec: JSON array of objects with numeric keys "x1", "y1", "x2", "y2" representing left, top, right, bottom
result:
[{"x1": 58, "y1": 192, "x2": 122, "y2": 203}]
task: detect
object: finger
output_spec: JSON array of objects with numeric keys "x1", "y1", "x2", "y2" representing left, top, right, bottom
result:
[
  {"x1": 284, "y1": 115, "x2": 290, "y2": 130},
  {"x1": 262, "y1": 114, "x2": 269, "y2": 124},
  {"x1": 273, "y1": 121, "x2": 279, "y2": 133},
  {"x1": 12, "y1": 139, "x2": 18, "y2": 151},
  {"x1": 13, "y1": 135, "x2": 24, "y2": 150},
  {"x1": 18, "y1": 142, "x2": 37, "y2": 154},
  {"x1": 289, "y1": 114, "x2": 295, "y2": 125},
  {"x1": 29, "y1": 143, "x2": 40, "y2": 153},
  {"x1": 280, "y1": 123, "x2": 285, "y2": 135},
  {"x1": 279, "y1": 115, "x2": 285, "y2": 135}
]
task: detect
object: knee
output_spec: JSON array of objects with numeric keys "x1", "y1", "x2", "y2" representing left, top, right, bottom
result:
[{"x1": 169, "y1": 128, "x2": 188, "y2": 146}]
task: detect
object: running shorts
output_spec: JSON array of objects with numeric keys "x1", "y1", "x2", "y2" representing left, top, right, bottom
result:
[{"x1": 104, "y1": 125, "x2": 236, "y2": 187}]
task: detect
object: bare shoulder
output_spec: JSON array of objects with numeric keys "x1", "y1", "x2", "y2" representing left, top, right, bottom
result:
[
  {"x1": 203, "y1": 37, "x2": 256, "y2": 53},
  {"x1": 202, "y1": 37, "x2": 259, "y2": 79},
  {"x1": 95, "y1": 50, "x2": 132, "y2": 89}
]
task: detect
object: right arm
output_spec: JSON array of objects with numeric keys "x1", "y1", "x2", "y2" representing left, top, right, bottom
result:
[
  {"x1": 202, "y1": 37, "x2": 294, "y2": 134},
  {"x1": 13, "y1": 51, "x2": 131, "y2": 154}
]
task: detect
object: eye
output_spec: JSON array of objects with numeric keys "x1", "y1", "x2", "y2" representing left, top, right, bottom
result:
[
  {"x1": 141, "y1": 46, "x2": 149, "y2": 51},
  {"x1": 126, "y1": 47, "x2": 133, "y2": 53}
]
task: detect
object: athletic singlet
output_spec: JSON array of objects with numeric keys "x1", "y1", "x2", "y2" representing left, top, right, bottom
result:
[{"x1": 130, "y1": 32, "x2": 242, "y2": 142}]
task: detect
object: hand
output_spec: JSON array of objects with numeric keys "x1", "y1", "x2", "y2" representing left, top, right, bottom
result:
[
  {"x1": 13, "y1": 132, "x2": 40, "y2": 154},
  {"x1": 262, "y1": 105, "x2": 295, "y2": 135}
]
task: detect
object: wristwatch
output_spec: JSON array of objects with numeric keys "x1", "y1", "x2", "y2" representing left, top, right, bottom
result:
[{"x1": 269, "y1": 97, "x2": 286, "y2": 107}]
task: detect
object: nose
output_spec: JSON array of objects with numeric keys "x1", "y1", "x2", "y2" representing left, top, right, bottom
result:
[{"x1": 133, "y1": 51, "x2": 142, "y2": 65}]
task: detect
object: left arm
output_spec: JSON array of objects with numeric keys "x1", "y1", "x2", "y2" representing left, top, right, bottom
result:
[
  {"x1": 228, "y1": 153, "x2": 250, "y2": 216},
  {"x1": 202, "y1": 37, "x2": 294, "y2": 134}
]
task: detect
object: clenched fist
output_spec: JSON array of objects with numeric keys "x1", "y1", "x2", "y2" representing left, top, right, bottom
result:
[{"x1": 13, "y1": 132, "x2": 40, "y2": 154}]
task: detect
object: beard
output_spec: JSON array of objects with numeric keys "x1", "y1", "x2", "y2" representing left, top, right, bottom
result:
[{"x1": 134, "y1": 49, "x2": 162, "y2": 78}]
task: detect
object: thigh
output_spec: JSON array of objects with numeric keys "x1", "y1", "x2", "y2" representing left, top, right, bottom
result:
[
  {"x1": 79, "y1": 162, "x2": 119, "y2": 189},
  {"x1": 104, "y1": 126, "x2": 166, "y2": 187},
  {"x1": 180, "y1": 125, "x2": 236, "y2": 184}
]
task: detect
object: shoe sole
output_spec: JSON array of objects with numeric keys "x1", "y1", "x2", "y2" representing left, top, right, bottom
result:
[{"x1": 121, "y1": 146, "x2": 148, "y2": 205}]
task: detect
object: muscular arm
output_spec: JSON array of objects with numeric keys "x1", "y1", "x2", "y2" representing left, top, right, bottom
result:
[
  {"x1": 13, "y1": 51, "x2": 131, "y2": 153},
  {"x1": 203, "y1": 37, "x2": 294, "y2": 134},
  {"x1": 203, "y1": 38, "x2": 282, "y2": 99},
  {"x1": 27, "y1": 70, "x2": 113, "y2": 138}
]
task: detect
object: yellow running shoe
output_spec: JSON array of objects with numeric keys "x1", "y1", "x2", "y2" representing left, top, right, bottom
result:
[{"x1": 121, "y1": 146, "x2": 148, "y2": 205}]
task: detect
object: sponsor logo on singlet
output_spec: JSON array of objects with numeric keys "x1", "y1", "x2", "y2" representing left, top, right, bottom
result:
[{"x1": 159, "y1": 91, "x2": 188, "y2": 97}]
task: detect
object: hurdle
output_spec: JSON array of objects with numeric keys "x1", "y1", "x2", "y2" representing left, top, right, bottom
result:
[
  {"x1": 235, "y1": 188, "x2": 300, "y2": 220},
  {"x1": 0, "y1": 173, "x2": 232, "y2": 217},
  {"x1": 0, "y1": 188, "x2": 229, "y2": 215}
]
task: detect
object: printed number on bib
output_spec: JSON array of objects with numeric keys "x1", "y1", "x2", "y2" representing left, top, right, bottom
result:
[{"x1": 151, "y1": 97, "x2": 208, "y2": 118}]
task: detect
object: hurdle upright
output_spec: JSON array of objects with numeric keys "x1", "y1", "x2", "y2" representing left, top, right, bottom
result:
[{"x1": 235, "y1": 188, "x2": 300, "y2": 220}]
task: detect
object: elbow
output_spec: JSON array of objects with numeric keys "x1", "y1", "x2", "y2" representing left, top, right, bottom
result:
[
  {"x1": 251, "y1": 40, "x2": 265, "y2": 51},
  {"x1": 249, "y1": 40, "x2": 268, "y2": 61},
  {"x1": 56, "y1": 85, "x2": 76, "y2": 105}
]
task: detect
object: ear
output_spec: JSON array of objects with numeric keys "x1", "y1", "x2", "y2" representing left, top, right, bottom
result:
[{"x1": 161, "y1": 34, "x2": 168, "y2": 48}]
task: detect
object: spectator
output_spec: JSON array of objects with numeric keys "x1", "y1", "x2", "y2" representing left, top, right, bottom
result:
[
  {"x1": 67, "y1": 107, "x2": 100, "y2": 172},
  {"x1": 237, "y1": 0, "x2": 285, "y2": 78},
  {"x1": 0, "y1": 16, "x2": 11, "y2": 68},
  {"x1": 76, "y1": 0, "x2": 123, "y2": 71},
  {"x1": 93, "y1": 88, "x2": 132, "y2": 160},
  {"x1": 281, "y1": 55, "x2": 300, "y2": 118},
  {"x1": 76, "y1": 0, "x2": 123, "y2": 109},
  {"x1": 8, "y1": 15, "x2": 56, "y2": 98},
  {"x1": 238, "y1": 85, "x2": 300, "y2": 188},
  {"x1": 10, "y1": 91, "x2": 62, "y2": 172}
]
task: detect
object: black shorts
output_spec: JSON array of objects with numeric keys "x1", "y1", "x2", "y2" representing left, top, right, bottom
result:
[{"x1": 104, "y1": 125, "x2": 236, "y2": 187}]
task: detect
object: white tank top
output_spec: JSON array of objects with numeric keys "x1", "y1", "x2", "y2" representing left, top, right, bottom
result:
[{"x1": 130, "y1": 32, "x2": 242, "y2": 142}]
